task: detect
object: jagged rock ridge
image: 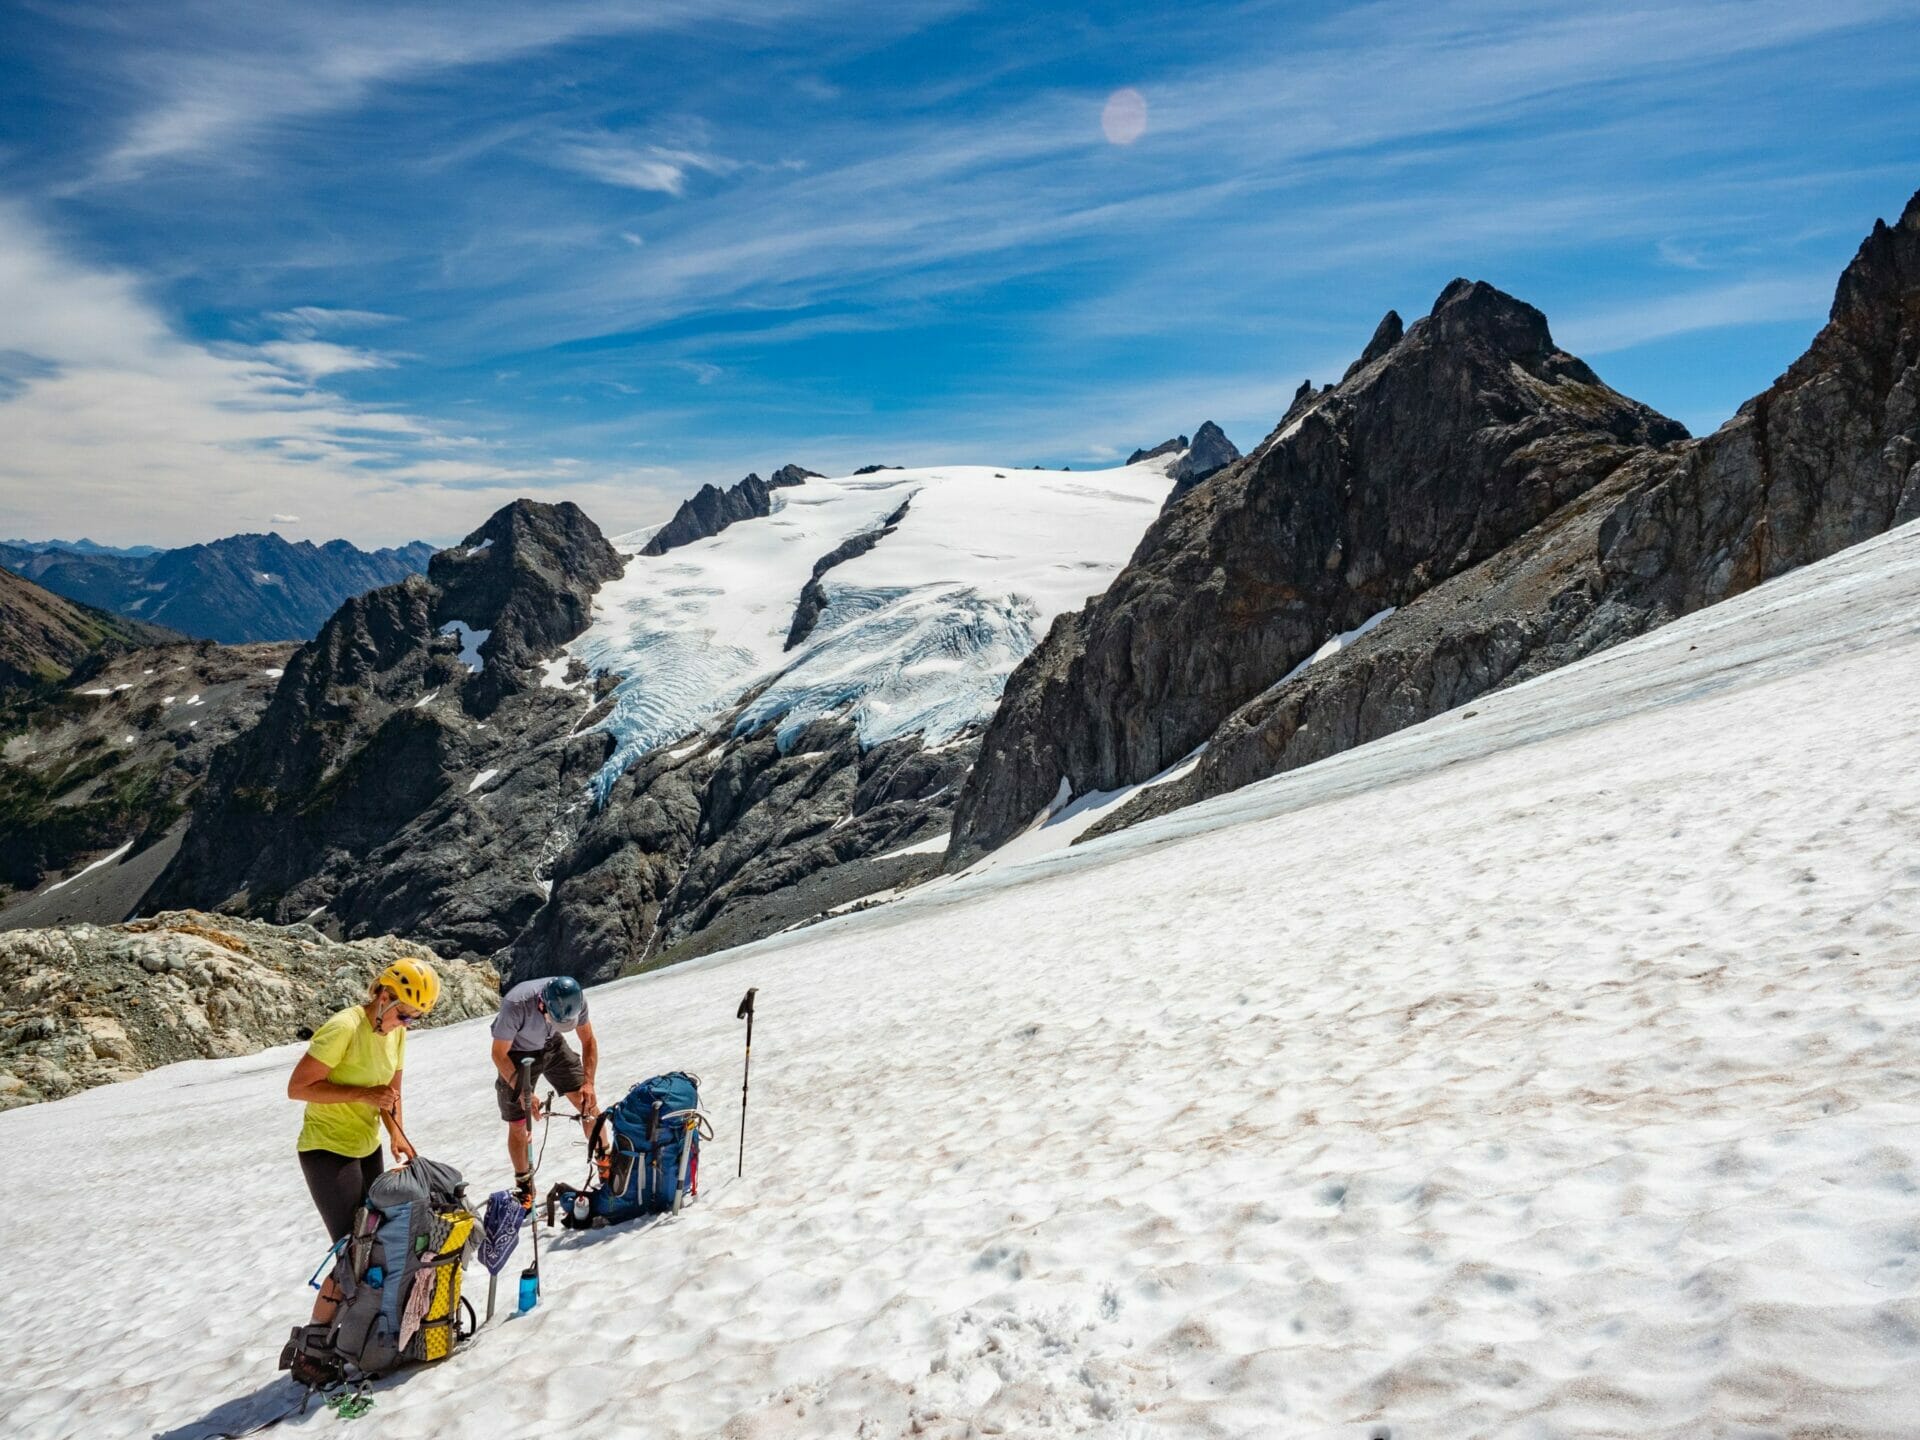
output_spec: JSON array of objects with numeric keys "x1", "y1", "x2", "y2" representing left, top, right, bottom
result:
[
  {"x1": 1127, "y1": 436, "x2": 1187, "y2": 465},
  {"x1": 950, "y1": 278, "x2": 1687, "y2": 863},
  {"x1": 641, "y1": 465, "x2": 818, "y2": 556},
  {"x1": 785, "y1": 496, "x2": 914, "y2": 650}
]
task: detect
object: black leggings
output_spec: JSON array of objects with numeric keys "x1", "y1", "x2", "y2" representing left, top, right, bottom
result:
[{"x1": 299, "y1": 1147, "x2": 386, "y2": 1242}]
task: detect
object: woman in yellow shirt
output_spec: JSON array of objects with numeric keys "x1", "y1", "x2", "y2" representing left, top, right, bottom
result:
[{"x1": 287, "y1": 957, "x2": 440, "y2": 1320}]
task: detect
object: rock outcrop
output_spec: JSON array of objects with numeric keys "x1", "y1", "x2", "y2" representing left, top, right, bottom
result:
[
  {"x1": 507, "y1": 714, "x2": 974, "y2": 983},
  {"x1": 785, "y1": 496, "x2": 914, "y2": 650},
  {"x1": 641, "y1": 466, "x2": 814, "y2": 556},
  {"x1": 0, "y1": 911, "x2": 497, "y2": 1109},
  {"x1": 1164, "y1": 421, "x2": 1243, "y2": 503},
  {"x1": 950, "y1": 278, "x2": 1687, "y2": 863}
]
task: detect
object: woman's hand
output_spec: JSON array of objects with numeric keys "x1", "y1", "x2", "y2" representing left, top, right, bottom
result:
[
  {"x1": 365, "y1": 1080, "x2": 401, "y2": 1114},
  {"x1": 389, "y1": 1132, "x2": 418, "y2": 1165}
]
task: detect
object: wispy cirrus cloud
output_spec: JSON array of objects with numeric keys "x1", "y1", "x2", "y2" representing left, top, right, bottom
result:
[
  {"x1": 64, "y1": 0, "x2": 836, "y2": 186},
  {"x1": 552, "y1": 134, "x2": 742, "y2": 197}
]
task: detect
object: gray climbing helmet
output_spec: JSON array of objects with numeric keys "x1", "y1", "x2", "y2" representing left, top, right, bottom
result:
[{"x1": 543, "y1": 975, "x2": 586, "y2": 1028}]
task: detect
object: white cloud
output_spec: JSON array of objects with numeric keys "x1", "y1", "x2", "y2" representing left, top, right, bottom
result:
[
  {"x1": 0, "y1": 201, "x2": 663, "y2": 547},
  {"x1": 271, "y1": 513, "x2": 301, "y2": 523},
  {"x1": 552, "y1": 135, "x2": 740, "y2": 196},
  {"x1": 249, "y1": 340, "x2": 396, "y2": 380},
  {"x1": 266, "y1": 306, "x2": 402, "y2": 335}
]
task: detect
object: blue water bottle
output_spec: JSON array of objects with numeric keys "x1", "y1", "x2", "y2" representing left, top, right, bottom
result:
[{"x1": 518, "y1": 1264, "x2": 539, "y2": 1313}]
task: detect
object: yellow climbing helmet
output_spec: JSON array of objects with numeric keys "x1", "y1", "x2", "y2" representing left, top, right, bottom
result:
[{"x1": 373, "y1": 956, "x2": 441, "y2": 1014}]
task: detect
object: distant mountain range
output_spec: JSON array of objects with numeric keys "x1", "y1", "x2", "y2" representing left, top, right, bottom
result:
[
  {"x1": 1, "y1": 538, "x2": 162, "y2": 559},
  {"x1": 0, "y1": 533, "x2": 435, "y2": 643}
]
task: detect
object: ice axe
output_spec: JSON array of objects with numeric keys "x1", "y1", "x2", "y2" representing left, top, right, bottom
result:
[{"x1": 736, "y1": 988, "x2": 757, "y2": 1178}]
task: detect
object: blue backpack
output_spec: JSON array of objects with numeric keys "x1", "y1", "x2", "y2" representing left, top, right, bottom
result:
[{"x1": 552, "y1": 1073, "x2": 710, "y2": 1229}]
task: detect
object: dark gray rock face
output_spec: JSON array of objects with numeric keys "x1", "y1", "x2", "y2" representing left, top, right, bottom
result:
[
  {"x1": 506, "y1": 717, "x2": 976, "y2": 983},
  {"x1": 785, "y1": 496, "x2": 914, "y2": 650},
  {"x1": 853, "y1": 464, "x2": 902, "y2": 475},
  {"x1": 949, "y1": 278, "x2": 1687, "y2": 864},
  {"x1": 1127, "y1": 437, "x2": 1187, "y2": 465},
  {"x1": 1085, "y1": 189, "x2": 1920, "y2": 840},
  {"x1": 143, "y1": 500, "x2": 625, "y2": 952},
  {"x1": 1164, "y1": 421, "x2": 1243, "y2": 503},
  {"x1": 641, "y1": 467, "x2": 816, "y2": 557}
]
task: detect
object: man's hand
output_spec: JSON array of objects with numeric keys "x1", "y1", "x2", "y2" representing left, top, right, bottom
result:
[
  {"x1": 524, "y1": 1090, "x2": 544, "y2": 1123},
  {"x1": 577, "y1": 1085, "x2": 599, "y2": 1119}
]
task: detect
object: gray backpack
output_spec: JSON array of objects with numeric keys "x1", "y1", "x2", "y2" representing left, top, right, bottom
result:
[{"x1": 280, "y1": 1159, "x2": 478, "y2": 1386}]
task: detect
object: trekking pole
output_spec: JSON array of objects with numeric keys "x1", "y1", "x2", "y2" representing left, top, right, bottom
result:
[
  {"x1": 736, "y1": 988, "x2": 757, "y2": 1178},
  {"x1": 519, "y1": 1058, "x2": 541, "y2": 1313}
]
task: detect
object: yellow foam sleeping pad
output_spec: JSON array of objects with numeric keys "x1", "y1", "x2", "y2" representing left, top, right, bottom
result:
[{"x1": 414, "y1": 1209, "x2": 476, "y2": 1363}]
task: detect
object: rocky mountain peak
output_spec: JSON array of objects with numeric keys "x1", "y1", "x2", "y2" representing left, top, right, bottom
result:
[
  {"x1": 642, "y1": 473, "x2": 791, "y2": 556},
  {"x1": 429, "y1": 499, "x2": 621, "y2": 688},
  {"x1": 770, "y1": 464, "x2": 822, "y2": 487},
  {"x1": 1829, "y1": 185, "x2": 1920, "y2": 332},
  {"x1": 1423, "y1": 278, "x2": 1556, "y2": 359},
  {"x1": 949, "y1": 275, "x2": 1686, "y2": 864},
  {"x1": 1163, "y1": 422, "x2": 1244, "y2": 505}
]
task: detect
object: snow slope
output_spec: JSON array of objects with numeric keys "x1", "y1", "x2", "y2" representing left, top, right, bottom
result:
[
  {"x1": 7, "y1": 522, "x2": 1920, "y2": 1439},
  {"x1": 576, "y1": 462, "x2": 1173, "y2": 796}
]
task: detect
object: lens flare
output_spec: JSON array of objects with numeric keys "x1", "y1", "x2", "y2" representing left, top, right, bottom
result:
[{"x1": 1101, "y1": 87, "x2": 1148, "y2": 146}]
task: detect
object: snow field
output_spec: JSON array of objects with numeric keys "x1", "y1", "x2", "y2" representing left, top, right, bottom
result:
[
  {"x1": 577, "y1": 462, "x2": 1174, "y2": 795},
  {"x1": 4, "y1": 524, "x2": 1920, "y2": 1437}
]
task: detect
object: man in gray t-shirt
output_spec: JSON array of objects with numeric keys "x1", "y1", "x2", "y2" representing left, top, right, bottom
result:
[{"x1": 490, "y1": 975, "x2": 599, "y2": 1202}]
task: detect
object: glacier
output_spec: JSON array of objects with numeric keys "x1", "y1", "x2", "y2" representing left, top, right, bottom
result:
[{"x1": 572, "y1": 461, "x2": 1176, "y2": 800}]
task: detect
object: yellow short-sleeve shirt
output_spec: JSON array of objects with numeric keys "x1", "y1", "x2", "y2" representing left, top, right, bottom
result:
[{"x1": 296, "y1": 1004, "x2": 406, "y2": 1157}]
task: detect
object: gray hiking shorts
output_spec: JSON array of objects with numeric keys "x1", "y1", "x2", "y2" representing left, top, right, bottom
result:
[{"x1": 496, "y1": 1034, "x2": 586, "y2": 1123}]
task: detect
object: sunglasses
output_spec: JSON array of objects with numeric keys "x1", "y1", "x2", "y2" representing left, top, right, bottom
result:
[{"x1": 394, "y1": 1007, "x2": 425, "y2": 1026}]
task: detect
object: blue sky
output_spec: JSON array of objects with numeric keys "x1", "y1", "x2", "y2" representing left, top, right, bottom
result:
[{"x1": 1, "y1": 0, "x2": 1916, "y2": 547}]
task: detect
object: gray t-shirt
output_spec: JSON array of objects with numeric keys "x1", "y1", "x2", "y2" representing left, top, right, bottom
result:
[{"x1": 491, "y1": 979, "x2": 589, "y2": 1050}]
